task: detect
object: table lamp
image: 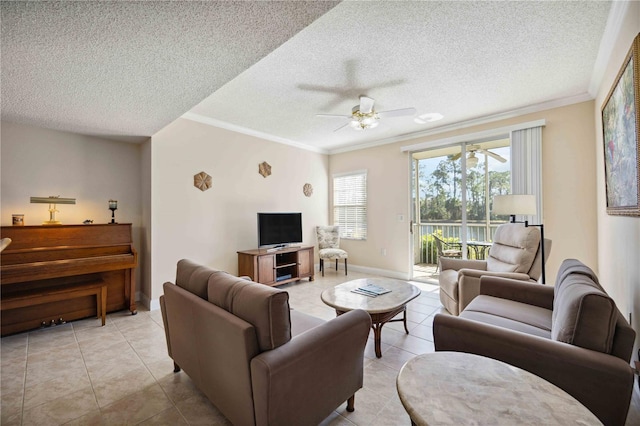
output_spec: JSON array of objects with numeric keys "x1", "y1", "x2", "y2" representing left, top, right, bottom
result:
[
  {"x1": 492, "y1": 194, "x2": 546, "y2": 284},
  {"x1": 30, "y1": 196, "x2": 76, "y2": 225},
  {"x1": 108, "y1": 200, "x2": 118, "y2": 224}
]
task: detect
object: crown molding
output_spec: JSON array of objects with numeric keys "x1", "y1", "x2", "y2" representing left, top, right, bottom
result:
[
  {"x1": 400, "y1": 119, "x2": 546, "y2": 153},
  {"x1": 328, "y1": 92, "x2": 592, "y2": 155},
  {"x1": 181, "y1": 112, "x2": 329, "y2": 154},
  {"x1": 183, "y1": 91, "x2": 593, "y2": 157},
  {"x1": 588, "y1": 0, "x2": 630, "y2": 97}
]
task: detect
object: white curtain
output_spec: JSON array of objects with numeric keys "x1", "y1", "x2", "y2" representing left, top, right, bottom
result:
[{"x1": 511, "y1": 126, "x2": 543, "y2": 224}]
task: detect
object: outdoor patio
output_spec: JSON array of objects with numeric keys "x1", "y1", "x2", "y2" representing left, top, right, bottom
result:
[{"x1": 413, "y1": 263, "x2": 439, "y2": 283}]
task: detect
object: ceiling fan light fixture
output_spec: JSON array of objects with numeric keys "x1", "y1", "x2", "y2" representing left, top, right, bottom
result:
[
  {"x1": 349, "y1": 108, "x2": 379, "y2": 130},
  {"x1": 467, "y1": 152, "x2": 479, "y2": 168}
]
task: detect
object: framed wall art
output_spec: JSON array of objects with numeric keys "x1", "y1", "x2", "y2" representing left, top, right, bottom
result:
[{"x1": 601, "y1": 33, "x2": 640, "y2": 216}]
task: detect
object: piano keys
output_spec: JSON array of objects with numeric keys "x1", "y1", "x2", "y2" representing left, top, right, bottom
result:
[{"x1": 0, "y1": 224, "x2": 137, "y2": 336}]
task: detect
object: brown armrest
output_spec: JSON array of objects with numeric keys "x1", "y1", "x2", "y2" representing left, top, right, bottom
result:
[
  {"x1": 459, "y1": 269, "x2": 531, "y2": 281},
  {"x1": 433, "y1": 314, "x2": 634, "y2": 426},
  {"x1": 479, "y1": 276, "x2": 554, "y2": 310},
  {"x1": 457, "y1": 270, "x2": 533, "y2": 314},
  {"x1": 251, "y1": 309, "x2": 371, "y2": 426},
  {"x1": 440, "y1": 257, "x2": 487, "y2": 271}
]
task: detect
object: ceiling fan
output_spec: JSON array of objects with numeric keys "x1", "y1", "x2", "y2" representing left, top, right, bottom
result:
[
  {"x1": 316, "y1": 95, "x2": 416, "y2": 132},
  {"x1": 451, "y1": 145, "x2": 507, "y2": 167}
]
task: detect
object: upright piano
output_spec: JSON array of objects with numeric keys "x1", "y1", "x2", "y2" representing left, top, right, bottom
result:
[{"x1": 0, "y1": 224, "x2": 137, "y2": 336}]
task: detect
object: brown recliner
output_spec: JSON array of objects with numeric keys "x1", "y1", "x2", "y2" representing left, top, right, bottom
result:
[
  {"x1": 433, "y1": 259, "x2": 636, "y2": 426},
  {"x1": 160, "y1": 259, "x2": 371, "y2": 426},
  {"x1": 439, "y1": 222, "x2": 551, "y2": 315}
]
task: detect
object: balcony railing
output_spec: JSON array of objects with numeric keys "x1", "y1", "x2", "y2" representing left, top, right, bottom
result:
[{"x1": 416, "y1": 222, "x2": 505, "y2": 264}]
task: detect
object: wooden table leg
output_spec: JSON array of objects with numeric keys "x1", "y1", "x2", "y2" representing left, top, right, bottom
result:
[
  {"x1": 373, "y1": 322, "x2": 383, "y2": 358},
  {"x1": 403, "y1": 307, "x2": 409, "y2": 334}
]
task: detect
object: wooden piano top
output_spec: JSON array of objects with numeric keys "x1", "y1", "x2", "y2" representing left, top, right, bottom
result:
[
  {"x1": 1, "y1": 223, "x2": 133, "y2": 250},
  {"x1": 1, "y1": 224, "x2": 137, "y2": 285}
]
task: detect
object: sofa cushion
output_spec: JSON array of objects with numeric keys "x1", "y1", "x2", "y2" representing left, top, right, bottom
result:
[
  {"x1": 318, "y1": 248, "x2": 348, "y2": 259},
  {"x1": 461, "y1": 295, "x2": 552, "y2": 338},
  {"x1": 486, "y1": 224, "x2": 540, "y2": 274},
  {"x1": 207, "y1": 271, "x2": 291, "y2": 351},
  {"x1": 552, "y1": 273, "x2": 617, "y2": 353},
  {"x1": 175, "y1": 259, "x2": 218, "y2": 299}
]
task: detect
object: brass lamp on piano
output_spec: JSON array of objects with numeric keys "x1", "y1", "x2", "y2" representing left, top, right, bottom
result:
[{"x1": 30, "y1": 196, "x2": 76, "y2": 225}]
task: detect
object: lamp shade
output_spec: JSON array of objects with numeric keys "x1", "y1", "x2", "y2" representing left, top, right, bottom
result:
[
  {"x1": 30, "y1": 196, "x2": 76, "y2": 204},
  {"x1": 492, "y1": 194, "x2": 536, "y2": 216}
]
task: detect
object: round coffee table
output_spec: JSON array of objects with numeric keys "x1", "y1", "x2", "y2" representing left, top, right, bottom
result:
[
  {"x1": 321, "y1": 278, "x2": 421, "y2": 358},
  {"x1": 396, "y1": 352, "x2": 602, "y2": 425}
]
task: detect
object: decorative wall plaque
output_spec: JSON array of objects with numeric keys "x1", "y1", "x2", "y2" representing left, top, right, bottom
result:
[
  {"x1": 303, "y1": 183, "x2": 313, "y2": 197},
  {"x1": 194, "y1": 171, "x2": 212, "y2": 191},
  {"x1": 259, "y1": 161, "x2": 272, "y2": 178}
]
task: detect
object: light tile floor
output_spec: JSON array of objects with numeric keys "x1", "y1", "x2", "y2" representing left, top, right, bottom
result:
[{"x1": 1, "y1": 270, "x2": 638, "y2": 425}]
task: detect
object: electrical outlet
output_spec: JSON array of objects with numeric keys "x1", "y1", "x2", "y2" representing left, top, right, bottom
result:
[
  {"x1": 381, "y1": 248, "x2": 387, "y2": 256},
  {"x1": 397, "y1": 214, "x2": 405, "y2": 222}
]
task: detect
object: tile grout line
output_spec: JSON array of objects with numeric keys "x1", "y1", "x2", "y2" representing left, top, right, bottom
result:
[
  {"x1": 19, "y1": 333, "x2": 30, "y2": 426},
  {"x1": 67, "y1": 322, "x2": 101, "y2": 425},
  {"x1": 121, "y1": 313, "x2": 191, "y2": 426}
]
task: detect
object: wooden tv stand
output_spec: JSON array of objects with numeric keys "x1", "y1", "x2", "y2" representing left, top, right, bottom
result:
[{"x1": 237, "y1": 246, "x2": 314, "y2": 286}]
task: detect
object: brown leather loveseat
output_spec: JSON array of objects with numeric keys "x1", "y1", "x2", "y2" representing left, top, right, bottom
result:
[
  {"x1": 160, "y1": 259, "x2": 371, "y2": 426},
  {"x1": 434, "y1": 259, "x2": 636, "y2": 426}
]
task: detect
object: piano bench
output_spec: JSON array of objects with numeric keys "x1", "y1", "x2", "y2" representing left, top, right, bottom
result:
[{"x1": 1, "y1": 281, "x2": 107, "y2": 326}]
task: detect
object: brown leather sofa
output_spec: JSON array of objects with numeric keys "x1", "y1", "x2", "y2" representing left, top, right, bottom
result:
[
  {"x1": 160, "y1": 259, "x2": 371, "y2": 426},
  {"x1": 439, "y1": 222, "x2": 551, "y2": 315},
  {"x1": 433, "y1": 259, "x2": 635, "y2": 426}
]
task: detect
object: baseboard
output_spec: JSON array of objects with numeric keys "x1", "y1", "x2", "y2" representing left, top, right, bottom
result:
[
  {"x1": 149, "y1": 298, "x2": 161, "y2": 311},
  {"x1": 137, "y1": 291, "x2": 160, "y2": 311},
  {"x1": 316, "y1": 262, "x2": 409, "y2": 280}
]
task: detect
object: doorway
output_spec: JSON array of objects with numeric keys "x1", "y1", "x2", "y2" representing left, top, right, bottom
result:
[{"x1": 410, "y1": 138, "x2": 511, "y2": 282}]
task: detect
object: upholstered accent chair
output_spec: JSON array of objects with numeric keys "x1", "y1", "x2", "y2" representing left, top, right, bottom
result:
[
  {"x1": 439, "y1": 223, "x2": 551, "y2": 315},
  {"x1": 316, "y1": 226, "x2": 348, "y2": 276}
]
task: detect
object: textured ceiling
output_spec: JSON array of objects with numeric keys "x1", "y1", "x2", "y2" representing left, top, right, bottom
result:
[
  {"x1": 0, "y1": 1, "x2": 339, "y2": 141},
  {"x1": 1, "y1": 1, "x2": 613, "y2": 151}
]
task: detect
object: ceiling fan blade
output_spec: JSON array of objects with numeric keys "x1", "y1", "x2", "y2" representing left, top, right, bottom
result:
[
  {"x1": 333, "y1": 122, "x2": 351, "y2": 132},
  {"x1": 478, "y1": 149, "x2": 507, "y2": 163},
  {"x1": 316, "y1": 114, "x2": 351, "y2": 119},
  {"x1": 451, "y1": 152, "x2": 462, "y2": 161},
  {"x1": 298, "y1": 84, "x2": 345, "y2": 94},
  {"x1": 359, "y1": 96, "x2": 375, "y2": 114},
  {"x1": 377, "y1": 107, "x2": 416, "y2": 118}
]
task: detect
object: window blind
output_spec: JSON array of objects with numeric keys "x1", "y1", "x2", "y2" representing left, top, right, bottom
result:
[{"x1": 333, "y1": 171, "x2": 367, "y2": 240}]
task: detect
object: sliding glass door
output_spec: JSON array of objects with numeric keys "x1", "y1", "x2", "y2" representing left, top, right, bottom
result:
[{"x1": 411, "y1": 139, "x2": 510, "y2": 281}]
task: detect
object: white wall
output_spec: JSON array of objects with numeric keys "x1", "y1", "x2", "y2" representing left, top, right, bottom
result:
[
  {"x1": 594, "y1": 2, "x2": 640, "y2": 350},
  {"x1": 330, "y1": 101, "x2": 599, "y2": 282},
  {"x1": 0, "y1": 120, "x2": 145, "y2": 299},
  {"x1": 149, "y1": 118, "x2": 329, "y2": 308},
  {"x1": 140, "y1": 139, "x2": 152, "y2": 307}
]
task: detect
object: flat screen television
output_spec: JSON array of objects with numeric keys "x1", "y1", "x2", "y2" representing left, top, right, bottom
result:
[{"x1": 257, "y1": 212, "x2": 303, "y2": 248}]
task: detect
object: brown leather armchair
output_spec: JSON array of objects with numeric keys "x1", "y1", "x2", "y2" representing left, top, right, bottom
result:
[
  {"x1": 433, "y1": 259, "x2": 636, "y2": 426},
  {"x1": 439, "y1": 223, "x2": 551, "y2": 315},
  {"x1": 161, "y1": 259, "x2": 371, "y2": 426}
]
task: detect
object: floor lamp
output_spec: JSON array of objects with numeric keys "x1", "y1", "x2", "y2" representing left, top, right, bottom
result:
[{"x1": 492, "y1": 194, "x2": 546, "y2": 284}]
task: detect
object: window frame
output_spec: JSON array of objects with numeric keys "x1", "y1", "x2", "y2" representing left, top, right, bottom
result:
[{"x1": 332, "y1": 170, "x2": 367, "y2": 240}]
